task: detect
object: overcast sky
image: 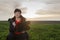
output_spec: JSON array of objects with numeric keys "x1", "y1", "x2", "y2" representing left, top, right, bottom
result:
[{"x1": 0, "y1": 0, "x2": 60, "y2": 21}]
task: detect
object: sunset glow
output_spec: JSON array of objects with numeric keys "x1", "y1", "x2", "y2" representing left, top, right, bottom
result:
[{"x1": 0, "y1": 0, "x2": 60, "y2": 21}]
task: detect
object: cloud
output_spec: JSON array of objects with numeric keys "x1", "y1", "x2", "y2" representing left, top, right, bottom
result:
[
  {"x1": 36, "y1": 9, "x2": 60, "y2": 15},
  {"x1": 0, "y1": 0, "x2": 60, "y2": 21},
  {"x1": 0, "y1": 0, "x2": 28, "y2": 21}
]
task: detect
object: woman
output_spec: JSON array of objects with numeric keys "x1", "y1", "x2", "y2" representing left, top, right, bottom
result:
[{"x1": 6, "y1": 9, "x2": 30, "y2": 40}]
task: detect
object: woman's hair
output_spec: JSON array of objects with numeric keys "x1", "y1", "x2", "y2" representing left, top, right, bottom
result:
[
  {"x1": 14, "y1": 8, "x2": 22, "y2": 13},
  {"x1": 12, "y1": 15, "x2": 26, "y2": 22},
  {"x1": 13, "y1": 8, "x2": 25, "y2": 22}
]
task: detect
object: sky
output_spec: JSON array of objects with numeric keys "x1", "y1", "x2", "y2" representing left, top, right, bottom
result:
[{"x1": 0, "y1": 0, "x2": 60, "y2": 21}]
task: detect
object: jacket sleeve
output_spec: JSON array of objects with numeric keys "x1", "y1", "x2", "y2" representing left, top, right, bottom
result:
[
  {"x1": 8, "y1": 18, "x2": 15, "y2": 33},
  {"x1": 24, "y1": 21, "x2": 30, "y2": 31}
]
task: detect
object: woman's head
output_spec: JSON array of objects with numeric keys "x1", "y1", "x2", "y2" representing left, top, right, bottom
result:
[{"x1": 14, "y1": 9, "x2": 22, "y2": 18}]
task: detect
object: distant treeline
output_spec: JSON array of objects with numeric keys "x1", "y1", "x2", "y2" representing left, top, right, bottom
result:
[
  {"x1": 0, "y1": 21, "x2": 60, "y2": 24},
  {"x1": 31, "y1": 21, "x2": 60, "y2": 24}
]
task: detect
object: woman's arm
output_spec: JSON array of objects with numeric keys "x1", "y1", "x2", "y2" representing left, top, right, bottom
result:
[
  {"x1": 24, "y1": 21, "x2": 30, "y2": 30},
  {"x1": 8, "y1": 18, "x2": 15, "y2": 33}
]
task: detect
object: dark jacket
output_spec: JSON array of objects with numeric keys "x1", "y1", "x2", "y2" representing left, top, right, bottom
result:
[{"x1": 8, "y1": 16, "x2": 30, "y2": 34}]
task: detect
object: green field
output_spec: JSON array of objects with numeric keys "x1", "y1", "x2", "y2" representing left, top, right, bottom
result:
[{"x1": 0, "y1": 21, "x2": 60, "y2": 40}]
